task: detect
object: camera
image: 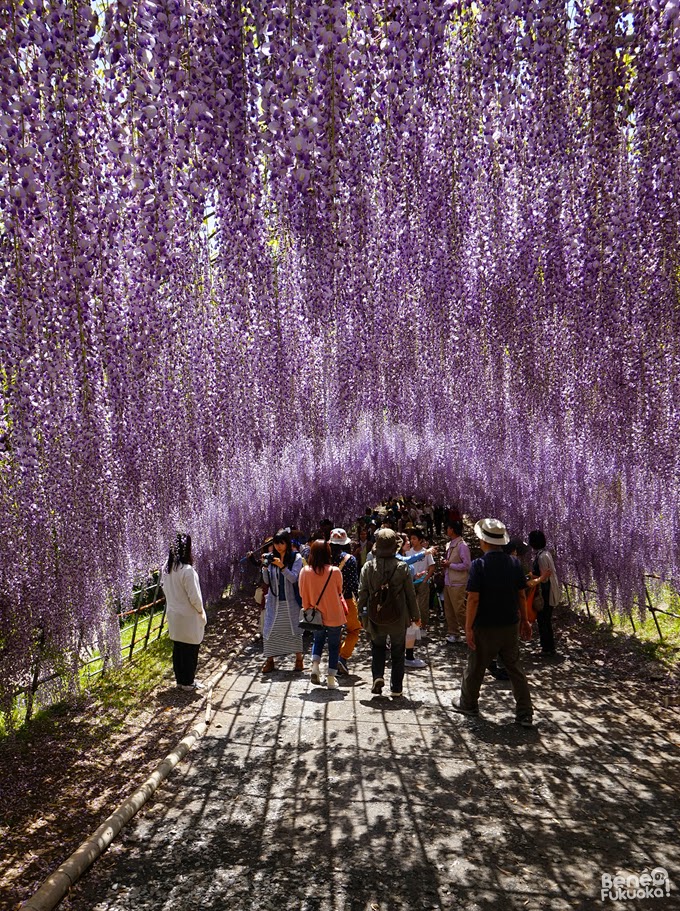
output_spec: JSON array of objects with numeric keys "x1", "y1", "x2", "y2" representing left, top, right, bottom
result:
[{"x1": 262, "y1": 552, "x2": 276, "y2": 566}]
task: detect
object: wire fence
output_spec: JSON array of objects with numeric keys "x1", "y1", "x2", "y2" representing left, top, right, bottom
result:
[
  {"x1": 563, "y1": 570, "x2": 680, "y2": 641},
  {"x1": 10, "y1": 576, "x2": 167, "y2": 726}
]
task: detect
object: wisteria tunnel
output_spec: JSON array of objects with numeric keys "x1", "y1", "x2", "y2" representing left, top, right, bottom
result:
[{"x1": 0, "y1": 0, "x2": 679, "y2": 705}]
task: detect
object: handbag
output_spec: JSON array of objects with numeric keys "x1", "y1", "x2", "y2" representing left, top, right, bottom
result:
[{"x1": 299, "y1": 568, "x2": 333, "y2": 631}]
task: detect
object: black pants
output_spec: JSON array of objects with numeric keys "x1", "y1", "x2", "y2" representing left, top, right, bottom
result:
[
  {"x1": 536, "y1": 581, "x2": 555, "y2": 652},
  {"x1": 371, "y1": 634, "x2": 406, "y2": 694},
  {"x1": 537, "y1": 604, "x2": 555, "y2": 653},
  {"x1": 173, "y1": 641, "x2": 200, "y2": 685}
]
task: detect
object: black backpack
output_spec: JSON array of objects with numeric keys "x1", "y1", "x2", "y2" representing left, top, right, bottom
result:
[{"x1": 368, "y1": 564, "x2": 401, "y2": 625}]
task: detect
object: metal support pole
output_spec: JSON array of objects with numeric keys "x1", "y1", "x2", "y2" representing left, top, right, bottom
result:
[{"x1": 25, "y1": 630, "x2": 45, "y2": 724}]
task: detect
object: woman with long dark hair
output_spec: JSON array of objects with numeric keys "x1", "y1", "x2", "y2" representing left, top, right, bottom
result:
[
  {"x1": 161, "y1": 533, "x2": 207, "y2": 691},
  {"x1": 298, "y1": 540, "x2": 346, "y2": 688},
  {"x1": 261, "y1": 528, "x2": 304, "y2": 674}
]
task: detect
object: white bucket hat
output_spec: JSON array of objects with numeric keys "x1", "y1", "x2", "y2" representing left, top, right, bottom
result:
[
  {"x1": 474, "y1": 517, "x2": 510, "y2": 546},
  {"x1": 329, "y1": 527, "x2": 351, "y2": 547}
]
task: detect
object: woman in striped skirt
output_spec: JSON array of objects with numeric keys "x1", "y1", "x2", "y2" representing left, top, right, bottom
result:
[{"x1": 261, "y1": 528, "x2": 304, "y2": 673}]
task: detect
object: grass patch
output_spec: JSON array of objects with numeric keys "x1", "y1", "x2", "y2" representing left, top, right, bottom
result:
[
  {"x1": 609, "y1": 607, "x2": 680, "y2": 669},
  {"x1": 86, "y1": 636, "x2": 174, "y2": 724},
  {"x1": 0, "y1": 697, "x2": 78, "y2": 747},
  {"x1": 1, "y1": 636, "x2": 174, "y2": 742},
  {"x1": 569, "y1": 593, "x2": 680, "y2": 672}
]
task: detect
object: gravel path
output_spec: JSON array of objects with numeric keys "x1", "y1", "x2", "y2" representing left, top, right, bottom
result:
[{"x1": 66, "y1": 624, "x2": 680, "y2": 911}]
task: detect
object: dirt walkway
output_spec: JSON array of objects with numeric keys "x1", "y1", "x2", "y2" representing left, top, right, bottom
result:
[{"x1": 65, "y1": 621, "x2": 680, "y2": 911}]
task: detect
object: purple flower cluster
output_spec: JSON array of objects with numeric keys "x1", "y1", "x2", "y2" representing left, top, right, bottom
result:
[{"x1": 0, "y1": 0, "x2": 678, "y2": 706}]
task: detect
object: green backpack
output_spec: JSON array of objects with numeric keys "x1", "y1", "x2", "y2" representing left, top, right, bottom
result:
[{"x1": 368, "y1": 564, "x2": 401, "y2": 625}]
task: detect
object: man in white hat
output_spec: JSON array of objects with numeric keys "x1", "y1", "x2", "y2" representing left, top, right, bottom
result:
[{"x1": 451, "y1": 518, "x2": 534, "y2": 727}]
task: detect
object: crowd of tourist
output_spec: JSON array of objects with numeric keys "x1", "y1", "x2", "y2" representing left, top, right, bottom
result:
[
  {"x1": 236, "y1": 498, "x2": 562, "y2": 728},
  {"x1": 159, "y1": 498, "x2": 562, "y2": 727}
]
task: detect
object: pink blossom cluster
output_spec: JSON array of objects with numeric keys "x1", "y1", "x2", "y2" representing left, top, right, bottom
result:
[{"x1": 0, "y1": 0, "x2": 678, "y2": 704}]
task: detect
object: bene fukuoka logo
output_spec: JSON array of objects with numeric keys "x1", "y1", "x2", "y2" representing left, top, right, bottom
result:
[{"x1": 601, "y1": 868, "x2": 671, "y2": 902}]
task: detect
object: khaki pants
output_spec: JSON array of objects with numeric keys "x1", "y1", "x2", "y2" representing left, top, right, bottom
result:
[
  {"x1": 443, "y1": 585, "x2": 467, "y2": 636},
  {"x1": 459, "y1": 623, "x2": 533, "y2": 719},
  {"x1": 415, "y1": 582, "x2": 430, "y2": 626}
]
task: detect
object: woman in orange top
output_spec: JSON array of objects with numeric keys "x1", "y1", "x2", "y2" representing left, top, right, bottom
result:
[{"x1": 299, "y1": 539, "x2": 346, "y2": 689}]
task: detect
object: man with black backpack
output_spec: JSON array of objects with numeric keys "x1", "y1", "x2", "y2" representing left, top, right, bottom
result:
[{"x1": 357, "y1": 528, "x2": 420, "y2": 698}]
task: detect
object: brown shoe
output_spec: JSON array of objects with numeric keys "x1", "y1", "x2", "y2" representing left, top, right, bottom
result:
[
  {"x1": 294, "y1": 654, "x2": 304, "y2": 672},
  {"x1": 261, "y1": 657, "x2": 275, "y2": 674}
]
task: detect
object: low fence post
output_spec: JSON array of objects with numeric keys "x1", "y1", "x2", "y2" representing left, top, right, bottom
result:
[
  {"x1": 156, "y1": 599, "x2": 167, "y2": 641},
  {"x1": 575, "y1": 568, "x2": 591, "y2": 619},
  {"x1": 128, "y1": 587, "x2": 144, "y2": 661},
  {"x1": 143, "y1": 577, "x2": 162, "y2": 650},
  {"x1": 644, "y1": 580, "x2": 664, "y2": 641}
]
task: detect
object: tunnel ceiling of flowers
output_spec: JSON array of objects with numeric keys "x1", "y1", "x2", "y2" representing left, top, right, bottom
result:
[{"x1": 0, "y1": 0, "x2": 678, "y2": 685}]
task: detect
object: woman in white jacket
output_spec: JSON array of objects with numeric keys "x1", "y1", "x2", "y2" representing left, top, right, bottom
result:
[{"x1": 161, "y1": 533, "x2": 207, "y2": 690}]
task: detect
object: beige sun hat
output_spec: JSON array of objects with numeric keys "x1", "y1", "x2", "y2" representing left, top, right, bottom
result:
[
  {"x1": 373, "y1": 528, "x2": 400, "y2": 557},
  {"x1": 474, "y1": 517, "x2": 510, "y2": 546}
]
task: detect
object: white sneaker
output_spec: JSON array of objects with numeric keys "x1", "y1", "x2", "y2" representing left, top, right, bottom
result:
[
  {"x1": 310, "y1": 663, "x2": 321, "y2": 685},
  {"x1": 446, "y1": 635, "x2": 461, "y2": 644},
  {"x1": 404, "y1": 658, "x2": 427, "y2": 669},
  {"x1": 326, "y1": 674, "x2": 338, "y2": 689}
]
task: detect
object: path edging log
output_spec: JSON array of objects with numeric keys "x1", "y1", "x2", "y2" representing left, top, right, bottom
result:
[{"x1": 21, "y1": 664, "x2": 227, "y2": 911}]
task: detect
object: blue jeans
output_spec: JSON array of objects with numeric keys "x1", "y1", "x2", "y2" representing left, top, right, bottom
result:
[{"x1": 312, "y1": 626, "x2": 343, "y2": 672}]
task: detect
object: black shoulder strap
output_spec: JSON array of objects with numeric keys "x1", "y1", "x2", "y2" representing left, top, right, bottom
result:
[{"x1": 314, "y1": 568, "x2": 334, "y2": 607}]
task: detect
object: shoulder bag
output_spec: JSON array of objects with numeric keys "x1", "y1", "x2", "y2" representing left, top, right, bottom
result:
[{"x1": 299, "y1": 568, "x2": 333, "y2": 631}]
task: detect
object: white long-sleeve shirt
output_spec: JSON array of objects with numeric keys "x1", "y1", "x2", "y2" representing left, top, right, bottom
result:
[{"x1": 161, "y1": 563, "x2": 207, "y2": 644}]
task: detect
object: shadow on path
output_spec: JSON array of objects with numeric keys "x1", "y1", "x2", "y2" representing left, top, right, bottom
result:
[{"x1": 67, "y1": 630, "x2": 680, "y2": 911}]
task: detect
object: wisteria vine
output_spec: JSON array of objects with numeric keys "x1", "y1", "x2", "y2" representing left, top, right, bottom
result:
[{"x1": 0, "y1": 0, "x2": 678, "y2": 705}]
